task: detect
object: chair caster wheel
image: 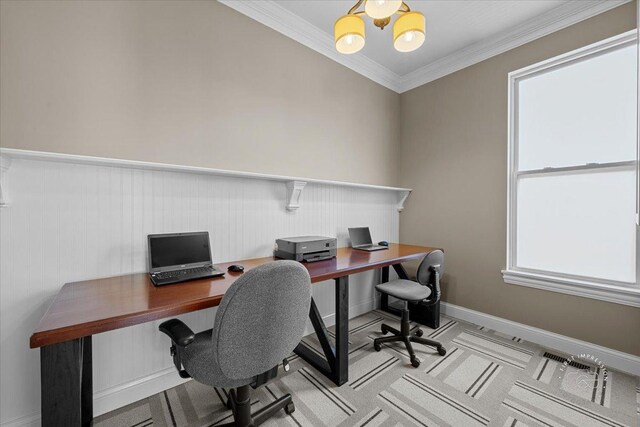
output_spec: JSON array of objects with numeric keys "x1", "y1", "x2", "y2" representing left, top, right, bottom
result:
[
  {"x1": 437, "y1": 347, "x2": 446, "y2": 356},
  {"x1": 410, "y1": 357, "x2": 421, "y2": 368},
  {"x1": 414, "y1": 328, "x2": 424, "y2": 337},
  {"x1": 285, "y1": 402, "x2": 295, "y2": 415},
  {"x1": 381, "y1": 325, "x2": 389, "y2": 335},
  {"x1": 374, "y1": 342, "x2": 382, "y2": 352}
]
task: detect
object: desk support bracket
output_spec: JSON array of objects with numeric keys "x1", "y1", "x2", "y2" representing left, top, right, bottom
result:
[
  {"x1": 393, "y1": 264, "x2": 410, "y2": 279},
  {"x1": 41, "y1": 336, "x2": 93, "y2": 427},
  {"x1": 294, "y1": 276, "x2": 349, "y2": 386}
]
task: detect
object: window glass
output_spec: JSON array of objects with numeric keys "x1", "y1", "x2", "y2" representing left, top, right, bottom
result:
[
  {"x1": 517, "y1": 44, "x2": 637, "y2": 171},
  {"x1": 516, "y1": 169, "x2": 636, "y2": 282}
]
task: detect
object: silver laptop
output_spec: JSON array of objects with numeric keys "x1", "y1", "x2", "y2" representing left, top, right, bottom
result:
[
  {"x1": 348, "y1": 227, "x2": 388, "y2": 251},
  {"x1": 148, "y1": 231, "x2": 224, "y2": 286}
]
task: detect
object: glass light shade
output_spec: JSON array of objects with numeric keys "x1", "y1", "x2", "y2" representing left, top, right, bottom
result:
[
  {"x1": 364, "y1": 0, "x2": 402, "y2": 19},
  {"x1": 393, "y1": 11, "x2": 425, "y2": 52},
  {"x1": 335, "y1": 15, "x2": 365, "y2": 54}
]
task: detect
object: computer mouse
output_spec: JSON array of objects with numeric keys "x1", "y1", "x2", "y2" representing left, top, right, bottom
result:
[
  {"x1": 228, "y1": 264, "x2": 245, "y2": 273},
  {"x1": 378, "y1": 241, "x2": 389, "y2": 246}
]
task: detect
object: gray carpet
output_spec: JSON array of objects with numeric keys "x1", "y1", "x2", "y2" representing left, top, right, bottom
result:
[{"x1": 95, "y1": 310, "x2": 640, "y2": 426}]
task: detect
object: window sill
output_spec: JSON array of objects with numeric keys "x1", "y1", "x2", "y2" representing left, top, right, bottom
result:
[{"x1": 501, "y1": 269, "x2": 640, "y2": 308}]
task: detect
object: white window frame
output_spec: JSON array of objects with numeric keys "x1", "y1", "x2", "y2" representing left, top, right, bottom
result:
[{"x1": 503, "y1": 30, "x2": 640, "y2": 308}]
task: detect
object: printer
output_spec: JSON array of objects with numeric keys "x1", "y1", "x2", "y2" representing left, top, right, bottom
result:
[{"x1": 275, "y1": 236, "x2": 337, "y2": 262}]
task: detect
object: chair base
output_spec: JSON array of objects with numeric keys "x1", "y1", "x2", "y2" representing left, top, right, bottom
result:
[
  {"x1": 373, "y1": 304, "x2": 446, "y2": 367},
  {"x1": 218, "y1": 384, "x2": 295, "y2": 427}
]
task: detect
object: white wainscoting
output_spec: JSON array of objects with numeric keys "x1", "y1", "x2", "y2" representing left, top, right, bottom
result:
[{"x1": 0, "y1": 157, "x2": 400, "y2": 426}]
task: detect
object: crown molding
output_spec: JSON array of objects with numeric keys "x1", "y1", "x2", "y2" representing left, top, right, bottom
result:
[
  {"x1": 218, "y1": 0, "x2": 403, "y2": 92},
  {"x1": 219, "y1": 0, "x2": 632, "y2": 94},
  {"x1": 399, "y1": 0, "x2": 632, "y2": 92}
]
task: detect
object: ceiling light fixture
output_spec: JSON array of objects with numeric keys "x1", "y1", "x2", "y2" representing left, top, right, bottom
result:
[{"x1": 334, "y1": 0, "x2": 425, "y2": 55}]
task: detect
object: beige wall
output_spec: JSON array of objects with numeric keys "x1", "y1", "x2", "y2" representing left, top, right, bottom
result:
[
  {"x1": 0, "y1": 0, "x2": 400, "y2": 187},
  {"x1": 399, "y1": 2, "x2": 640, "y2": 356}
]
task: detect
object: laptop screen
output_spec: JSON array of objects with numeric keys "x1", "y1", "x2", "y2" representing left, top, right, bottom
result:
[
  {"x1": 349, "y1": 227, "x2": 373, "y2": 247},
  {"x1": 148, "y1": 232, "x2": 212, "y2": 270}
]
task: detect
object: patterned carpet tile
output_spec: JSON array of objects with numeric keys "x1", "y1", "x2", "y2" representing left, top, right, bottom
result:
[
  {"x1": 452, "y1": 330, "x2": 533, "y2": 370},
  {"x1": 505, "y1": 380, "x2": 626, "y2": 427},
  {"x1": 94, "y1": 310, "x2": 639, "y2": 427},
  {"x1": 443, "y1": 354, "x2": 502, "y2": 399},
  {"x1": 389, "y1": 373, "x2": 491, "y2": 426}
]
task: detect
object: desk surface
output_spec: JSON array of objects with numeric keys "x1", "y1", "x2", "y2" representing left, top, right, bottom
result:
[{"x1": 30, "y1": 244, "x2": 436, "y2": 348}]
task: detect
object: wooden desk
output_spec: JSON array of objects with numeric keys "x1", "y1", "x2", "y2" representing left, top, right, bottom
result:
[{"x1": 31, "y1": 244, "x2": 437, "y2": 426}]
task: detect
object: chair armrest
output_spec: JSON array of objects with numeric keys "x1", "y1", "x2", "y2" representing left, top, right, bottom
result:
[{"x1": 159, "y1": 319, "x2": 195, "y2": 347}]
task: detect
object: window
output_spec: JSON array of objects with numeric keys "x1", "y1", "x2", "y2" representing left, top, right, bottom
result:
[{"x1": 504, "y1": 30, "x2": 640, "y2": 307}]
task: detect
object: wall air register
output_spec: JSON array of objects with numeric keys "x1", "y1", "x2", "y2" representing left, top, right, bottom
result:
[{"x1": 542, "y1": 351, "x2": 593, "y2": 371}]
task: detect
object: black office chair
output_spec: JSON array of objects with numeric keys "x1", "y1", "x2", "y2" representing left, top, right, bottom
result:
[
  {"x1": 373, "y1": 250, "x2": 446, "y2": 367},
  {"x1": 159, "y1": 261, "x2": 312, "y2": 427}
]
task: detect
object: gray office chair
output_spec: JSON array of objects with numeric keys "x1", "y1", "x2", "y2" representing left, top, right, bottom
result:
[
  {"x1": 159, "y1": 260, "x2": 312, "y2": 427},
  {"x1": 373, "y1": 250, "x2": 446, "y2": 367}
]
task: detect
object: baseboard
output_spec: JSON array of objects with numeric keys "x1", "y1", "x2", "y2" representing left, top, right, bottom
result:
[
  {"x1": 1, "y1": 299, "x2": 377, "y2": 427},
  {"x1": 441, "y1": 302, "x2": 640, "y2": 376},
  {"x1": 0, "y1": 414, "x2": 40, "y2": 427},
  {"x1": 93, "y1": 367, "x2": 191, "y2": 416},
  {"x1": 0, "y1": 368, "x2": 189, "y2": 427}
]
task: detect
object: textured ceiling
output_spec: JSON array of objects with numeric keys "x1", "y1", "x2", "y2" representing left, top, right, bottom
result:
[{"x1": 273, "y1": 0, "x2": 574, "y2": 76}]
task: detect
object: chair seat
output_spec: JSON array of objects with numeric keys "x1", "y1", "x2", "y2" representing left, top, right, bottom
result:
[
  {"x1": 180, "y1": 329, "x2": 255, "y2": 388},
  {"x1": 375, "y1": 279, "x2": 431, "y2": 302}
]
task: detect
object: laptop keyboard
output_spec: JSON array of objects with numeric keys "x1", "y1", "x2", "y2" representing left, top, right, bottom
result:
[{"x1": 155, "y1": 266, "x2": 213, "y2": 280}]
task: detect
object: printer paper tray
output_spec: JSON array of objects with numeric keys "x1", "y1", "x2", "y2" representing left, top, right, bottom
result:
[
  {"x1": 302, "y1": 250, "x2": 334, "y2": 262},
  {"x1": 303, "y1": 255, "x2": 334, "y2": 263}
]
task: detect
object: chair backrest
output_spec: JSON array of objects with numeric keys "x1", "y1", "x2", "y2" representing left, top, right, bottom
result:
[
  {"x1": 212, "y1": 260, "x2": 312, "y2": 380},
  {"x1": 416, "y1": 249, "x2": 445, "y2": 286}
]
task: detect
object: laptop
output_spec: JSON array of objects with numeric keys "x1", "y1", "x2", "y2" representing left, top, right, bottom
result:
[
  {"x1": 148, "y1": 232, "x2": 224, "y2": 286},
  {"x1": 348, "y1": 227, "x2": 388, "y2": 251}
]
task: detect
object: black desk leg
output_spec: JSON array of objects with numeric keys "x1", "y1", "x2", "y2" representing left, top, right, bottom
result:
[
  {"x1": 293, "y1": 276, "x2": 350, "y2": 386},
  {"x1": 392, "y1": 264, "x2": 410, "y2": 280},
  {"x1": 333, "y1": 275, "x2": 349, "y2": 386},
  {"x1": 41, "y1": 336, "x2": 93, "y2": 427},
  {"x1": 293, "y1": 299, "x2": 334, "y2": 379},
  {"x1": 380, "y1": 266, "x2": 389, "y2": 311}
]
